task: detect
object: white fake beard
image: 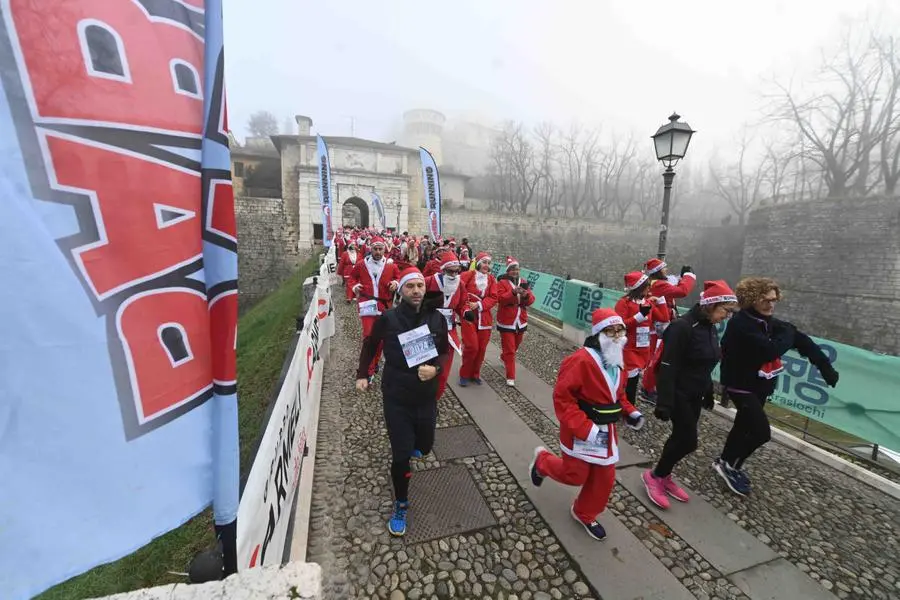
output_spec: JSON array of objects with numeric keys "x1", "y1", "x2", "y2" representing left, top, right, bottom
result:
[
  {"x1": 475, "y1": 271, "x2": 488, "y2": 292},
  {"x1": 348, "y1": 250, "x2": 357, "y2": 262},
  {"x1": 598, "y1": 334, "x2": 627, "y2": 369},
  {"x1": 443, "y1": 273, "x2": 460, "y2": 295}
]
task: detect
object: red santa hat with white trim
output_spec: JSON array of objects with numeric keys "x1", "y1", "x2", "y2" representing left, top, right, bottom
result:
[
  {"x1": 440, "y1": 253, "x2": 461, "y2": 270},
  {"x1": 505, "y1": 256, "x2": 520, "y2": 272},
  {"x1": 624, "y1": 271, "x2": 649, "y2": 292},
  {"x1": 398, "y1": 266, "x2": 425, "y2": 289},
  {"x1": 699, "y1": 280, "x2": 737, "y2": 305},
  {"x1": 591, "y1": 308, "x2": 625, "y2": 336},
  {"x1": 645, "y1": 258, "x2": 666, "y2": 275},
  {"x1": 475, "y1": 251, "x2": 492, "y2": 266},
  {"x1": 370, "y1": 236, "x2": 386, "y2": 248}
]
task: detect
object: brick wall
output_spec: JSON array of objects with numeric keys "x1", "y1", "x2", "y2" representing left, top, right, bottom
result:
[
  {"x1": 742, "y1": 197, "x2": 900, "y2": 354},
  {"x1": 443, "y1": 210, "x2": 745, "y2": 303},
  {"x1": 236, "y1": 195, "x2": 303, "y2": 312}
]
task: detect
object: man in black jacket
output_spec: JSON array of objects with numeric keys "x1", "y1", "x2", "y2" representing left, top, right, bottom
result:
[
  {"x1": 356, "y1": 267, "x2": 450, "y2": 536},
  {"x1": 714, "y1": 277, "x2": 838, "y2": 496},
  {"x1": 643, "y1": 281, "x2": 738, "y2": 510}
]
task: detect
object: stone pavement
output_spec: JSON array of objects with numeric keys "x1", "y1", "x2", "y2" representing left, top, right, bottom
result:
[{"x1": 302, "y1": 297, "x2": 900, "y2": 600}]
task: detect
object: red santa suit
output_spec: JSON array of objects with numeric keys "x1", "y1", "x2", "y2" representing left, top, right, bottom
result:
[
  {"x1": 458, "y1": 253, "x2": 498, "y2": 382},
  {"x1": 337, "y1": 245, "x2": 360, "y2": 301},
  {"x1": 348, "y1": 239, "x2": 400, "y2": 377},
  {"x1": 427, "y1": 254, "x2": 467, "y2": 400},
  {"x1": 642, "y1": 259, "x2": 698, "y2": 394},
  {"x1": 614, "y1": 272, "x2": 668, "y2": 379},
  {"x1": 534, "y1": 309, "x2": 643, "y2": 525},
  {"x1": 495, "y1": 257, "x2": 536, "y2": 382}
]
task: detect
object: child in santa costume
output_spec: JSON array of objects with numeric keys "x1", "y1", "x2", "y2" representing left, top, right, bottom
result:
[
  {"x1": 495, "y1": 256, "x2": 536, "y2": 387},
  {"x1": 529, "y1": 308, "x2": 645, "y2": 541},
  {"x1": 425, "y1": 253, "x2": 467, "y2": 400},
  {"x1": 614, "y1": 271, "x2": 668, "y2": 407},
  {"x1": 640, "y1": 258, "x2": 698, "y2": 402},
  {"x1": 348, "y1": 237, "x2": 400, "y2": 383},
  {"x1": 458, "y1": 252, "x2": 498, "y2": 386},
  {"x1": 337, "y1": 240, "x2": 361, "y2": 303}
]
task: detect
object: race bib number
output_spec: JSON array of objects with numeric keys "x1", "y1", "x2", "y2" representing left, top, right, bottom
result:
[
  {"x1": 359, "y1": 299, "x2": 379, "y2": 317},
  {"x1": 437, "y1": 308, "x2": 455, "y2": 329},
  {"x1": 573, "y1": 425, "x2": 609, "y2": 456},
  {"x1": 398, "y1": 324, "x2": 439, "y2": 368},
  {"x1": 636, "y1": 326, "x2": 651, "y2": 348}
]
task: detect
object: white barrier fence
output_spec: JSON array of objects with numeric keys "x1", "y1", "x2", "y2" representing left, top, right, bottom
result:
[{"x1": 236, "y1": 247, "x2": 338, "y2": 569}]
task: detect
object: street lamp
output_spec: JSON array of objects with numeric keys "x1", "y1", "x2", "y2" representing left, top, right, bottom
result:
[{"x1": 651, "y1": 112, "x2": 695, "y2": 260}]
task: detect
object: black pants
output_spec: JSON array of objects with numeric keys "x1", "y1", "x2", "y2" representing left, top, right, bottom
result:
[
  {"x1": 721, "y1": 392, "x2": 771, "y2": 469},
  {"x1": 653, "y1": 399, "x2": 702, "y2": 478},
  {"x1": 384, "y1": 398, "x2": 437, "y2": 502},
  {"x1": 625, "y1": 375, "x2": 640, "y2": 406}
]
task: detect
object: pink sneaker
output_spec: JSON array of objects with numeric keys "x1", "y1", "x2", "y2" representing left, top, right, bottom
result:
[
  {"x1": 662, "y1": 474, "x2": 690, "y2": 503},
  {"x1": 642, "y1": 470, "x2": 670, "y2": 509}
]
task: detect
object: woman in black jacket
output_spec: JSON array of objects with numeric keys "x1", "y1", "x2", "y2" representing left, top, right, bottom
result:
[
  {"x1": 642, "y1": 280, "x2": 739, "y2": 510},
  {"x1": 714, "y1": 277, "x2": 838, "y2": 496}
]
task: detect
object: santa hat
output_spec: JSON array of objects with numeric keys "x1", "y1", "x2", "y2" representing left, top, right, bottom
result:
[
  {"x1": 398, "y1": 267, "x2": 425, "y2": 289},
  {"x1": 624, "y1": 271, "x2": 649, "y2": 292},
  {"x1": 440, "y1": 253, "x2": 461, "y2": 270},
  {"x1": 645, "y1": 258, "x2": 666, "y2": 275},
  {"x1": 591, "y1": 308, "x2": 625, "y2": 336},
  {"x1": 475, "y1": 251, "x2": 492, "y2": 265},
  {"x1": 505, "y1": 256, "x2": 520, "y2": 272},
  {"x1": 370, "y1": 236, "x2": 386, "y2": 248},
  {"x1": 459, "y1": 248, "x2": 470, "y2": 260},
  {"x1": 699, "y1": 280, "x2": 738, "y2": 305}
]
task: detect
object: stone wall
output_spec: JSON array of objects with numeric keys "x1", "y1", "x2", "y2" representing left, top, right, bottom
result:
[
  {"x1": 742, "y1": 196, "x2": 900, "y2": 353},
  {"x1": 443, "y1": 210, "x2": 745, "y2": 302},
  {"x1": 236, "y1": 195, "x2": 303, "y2": 312}
]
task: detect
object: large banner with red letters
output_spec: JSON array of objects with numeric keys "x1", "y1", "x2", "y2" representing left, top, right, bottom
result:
[{"x1": 0, "y1": 1, "x2": 239, "y2": 598}]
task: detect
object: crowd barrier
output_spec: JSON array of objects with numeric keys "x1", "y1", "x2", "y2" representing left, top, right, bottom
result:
[
  {"x1": 488, "y1": 262, "x2": 900, "y2": 451},
  {"x1": 236, "y1": 247, "x2": 338, "y2": 569}
]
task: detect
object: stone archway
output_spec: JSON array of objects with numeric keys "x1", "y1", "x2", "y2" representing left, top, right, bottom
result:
[{"x1": 342, "y1": 196, "x2": 369, "y2": 228}]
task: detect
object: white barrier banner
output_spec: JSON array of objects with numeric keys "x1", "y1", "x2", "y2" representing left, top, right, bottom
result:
[{"x1": 236, "y1": 269, "x2": 334, "y2": 569}]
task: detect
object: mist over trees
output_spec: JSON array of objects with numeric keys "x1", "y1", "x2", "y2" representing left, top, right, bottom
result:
[
  {"x1": 484, "y1": 17, "x2": 900, "y2": 224},
  {"x1": 247, "y1": 110, "x2": 279, "y2": 138}
]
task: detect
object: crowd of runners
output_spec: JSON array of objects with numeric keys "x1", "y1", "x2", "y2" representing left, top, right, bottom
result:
[{"x1": 335, "y1": 226, "x2": 840, "y2": 541}]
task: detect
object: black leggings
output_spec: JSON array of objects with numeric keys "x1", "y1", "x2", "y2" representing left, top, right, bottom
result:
[
  {"x1": 653, "y1": 399, "x2": 702, "y2": 478},
  {"x1": 721, "y1": 392, "x2": 771, "y2": 469},
  {"x1": 384, "y1": 398, "x2": 437, "y2": 502},
  {"x1": 625, "y1": 375, "x2": 640, "y2": 406}
]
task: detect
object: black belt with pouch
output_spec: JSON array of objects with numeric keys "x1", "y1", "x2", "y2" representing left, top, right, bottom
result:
[{"x1": 577, "y1": 400, "x2": 623, "y2": 425}]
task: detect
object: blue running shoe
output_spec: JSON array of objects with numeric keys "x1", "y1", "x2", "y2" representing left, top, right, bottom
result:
[
  {"x1": 570, "y1": 505, "x2": 607, "y2": 541},
  {"x1": 411, "y1": 449, "x2": 424, "y2": 459},
  {"x1": 388, "y1": 501, "x2": 409, "y2": 536},
  {"x1": 713, "y1": 458, "x2": 749, "y2": 496},
  {"x1": 472, "y1": 377, "x2": 483, "y2": 385},
  {"x1": 458, "y1": 377, "x2": 469, "y2": 387}
]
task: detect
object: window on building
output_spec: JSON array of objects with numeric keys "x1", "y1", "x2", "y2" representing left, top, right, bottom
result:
[
  {"x1": 313, "y1": 224, "x2": 324, "y2": 241},
  {"x1": 78, "y1": 20, "x2": 129, "y2": 81},
  {"x1": 233, "y1": 161, "x2": 245, "y2": 177},
  {"x1": 170, "y1": 60, "x2": 201, "y2": 99}
]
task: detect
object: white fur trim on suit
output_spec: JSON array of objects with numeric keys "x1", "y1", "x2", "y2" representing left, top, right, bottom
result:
[
  {"x1": 634, "y1": 312, "x2": 648, "y2": 323},
  {"x1": 683, "y1": 272, "x2": 697, "y2": 279},
  {"x1": 591, "y1": 315, "x2": 625, "y2": 336},
  {"x1": 655, "y1": 296, "x2": 667, "y2": 305}
]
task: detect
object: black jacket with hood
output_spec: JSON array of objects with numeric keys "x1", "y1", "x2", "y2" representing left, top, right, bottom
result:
[{"x1": 656, "y1": 304, "x2": 721, "y2": 409}]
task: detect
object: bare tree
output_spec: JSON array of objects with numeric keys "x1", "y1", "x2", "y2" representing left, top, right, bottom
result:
[
  {"x1": 634, "y1": 160, "x2": 659, "y2": 221},
  {"x1": 557, "y1": 125, "x2": 600, "y2": 218},
  {"x1": 247, "y1": 110, "x2": 279, "y2": 138},
  {"x1": 709, "y1": 135, "x2": 766, "y2": 224},
  {"x1": 487, "y1": 122, "x2": 544, "y2": 214},
  {"x1": 533, "y1": 122, "x2": 560, "y2": 216},
  {"x1": 874, "y1": 34, "x2": 900, "y2": 195}
]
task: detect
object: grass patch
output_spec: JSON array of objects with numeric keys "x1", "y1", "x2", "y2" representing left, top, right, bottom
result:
[{"x1": 37, "y1": 257, "x2": 320, "y2": 600}]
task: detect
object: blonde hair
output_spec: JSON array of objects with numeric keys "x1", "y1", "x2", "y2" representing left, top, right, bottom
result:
[{"x1": 735, "y1": 277, "x2": 782, "y2": 309}]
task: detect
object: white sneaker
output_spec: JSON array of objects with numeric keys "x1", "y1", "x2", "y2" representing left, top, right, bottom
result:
[{"x1": 506, "y1": 379, "x2": 516, "y2": 387}]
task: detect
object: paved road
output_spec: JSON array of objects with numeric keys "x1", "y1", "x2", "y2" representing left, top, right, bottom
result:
[{"x1": 300, "y1": 299, "x2": 899, "y2": 600}]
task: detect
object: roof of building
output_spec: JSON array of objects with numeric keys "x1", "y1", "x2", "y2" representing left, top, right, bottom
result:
[
  {"x1": 230, "y1": 144, "x2": 280, "y2": 159},
  {"x1": 270, "y1": 135, "x2": 419, "y2": 155}
]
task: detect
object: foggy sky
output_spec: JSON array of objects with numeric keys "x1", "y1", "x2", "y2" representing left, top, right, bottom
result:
[{"x1": 223, "y1": 0, "x2": 894, "y2": 161}]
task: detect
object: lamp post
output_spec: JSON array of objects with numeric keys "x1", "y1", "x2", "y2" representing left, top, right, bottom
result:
[{"x1": 651, "y1": 113, "x2": 695, "y2": 260}]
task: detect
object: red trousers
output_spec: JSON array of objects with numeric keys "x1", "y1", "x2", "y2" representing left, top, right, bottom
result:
[
  {"x1": 536, "y1": 450, "x2": 616, "y2": 523},
  {"x1": 459, "y1": 322, "x2": 491, "y2": 380},
  {"x1": 499, "y1": 330, "x2": 525, "y2": 379},
  {"x1": 360, "y1": 315, "x2": 383, "y2": 377},
  {"x1": 642, "y1": 339, "x2": 664, "y2": 393},
  {"x1": 343, "y1": 276, "x2": 354, "y2": 301},
  {"x1": 436, "y1": 351, "x2": 455, "y2": 400}
]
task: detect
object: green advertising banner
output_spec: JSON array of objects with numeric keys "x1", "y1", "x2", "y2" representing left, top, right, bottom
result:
[{"x1": 499, "y1": 264, "x2": 900, "y2": 451}]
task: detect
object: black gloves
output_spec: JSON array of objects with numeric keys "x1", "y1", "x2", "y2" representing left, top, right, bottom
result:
[
  {"x1": 463, "y1": 310, "x2": 476, "y2": 322},
  {"x1": 653, "y1": 405, "x2": 672, "y2": 421},
  {"x1": 680, "y1": 265, "x2": 693, "y2": 276},
  {"x1": 819, "y1": 362, "x2": 840, "y2": 388},
  {"x1": 639, "y1": 304, "x2": 652, "y2": 317},
  {"x1": 520, "y1": 280, "x2": 531, "y2": 290}
]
